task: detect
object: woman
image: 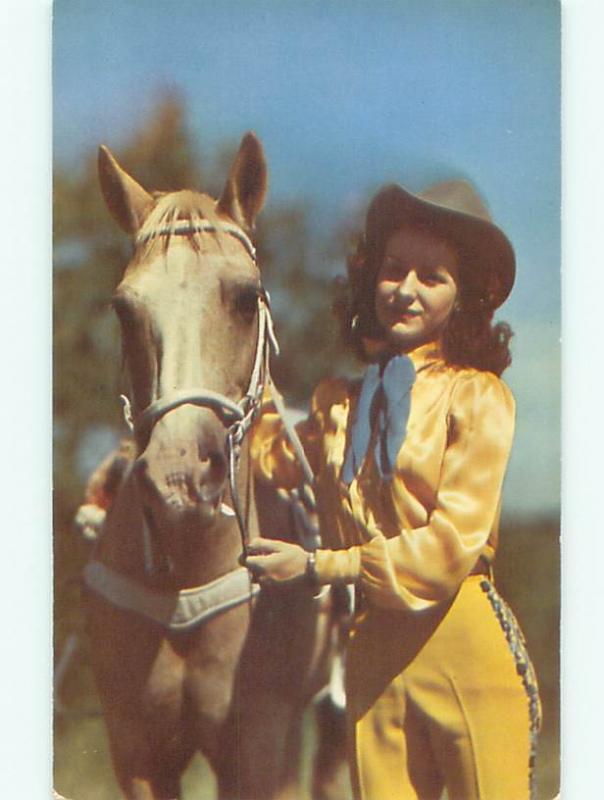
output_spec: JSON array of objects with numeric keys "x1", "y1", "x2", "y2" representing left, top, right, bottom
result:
[{"x1": 245, "y1": 181, "x2": 541, "y2": 800}]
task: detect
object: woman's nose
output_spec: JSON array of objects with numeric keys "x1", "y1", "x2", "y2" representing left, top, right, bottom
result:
[{"x1": 396, "y1": 270, "x2": 418, "y2": 300}]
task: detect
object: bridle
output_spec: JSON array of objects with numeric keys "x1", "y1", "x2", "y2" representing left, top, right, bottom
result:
[
  {"x1": 84, "y1": 216, "x2": 319, "y2": 625},
  {"x1": 119, "y1": 220, "x2": 280, "y2": 557}
]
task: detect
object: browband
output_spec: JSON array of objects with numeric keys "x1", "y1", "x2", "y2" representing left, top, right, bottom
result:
[{"x1": 136, "y1": 219, "x2": 257, "y2": 262}]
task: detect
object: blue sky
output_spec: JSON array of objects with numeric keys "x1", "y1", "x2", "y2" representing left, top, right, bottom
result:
[{"x1": 53, "y1": 0, "x2": 560, "y2": 512}]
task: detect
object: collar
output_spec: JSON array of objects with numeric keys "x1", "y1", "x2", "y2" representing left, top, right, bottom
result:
[
  {"x1": 406, "y1": 341, "x2": 444, "y2": 372},
  {"x1": 356, "y1": 339, "x2": 444, "y2": 389}
]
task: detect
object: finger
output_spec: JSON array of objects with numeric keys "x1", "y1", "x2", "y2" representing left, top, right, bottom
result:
[
  {"x1": 246, "y1": 537, "x2": 284, "y2": 555},
  {"x1": 244, "y1": 554, "x2": 265, "y2": 568},
  {"x1": 248, "y1": 536, "x2": 280, "y2": 549},
  {"x1": 244, "y1": 555, "x2": 271, "y2": 579}
]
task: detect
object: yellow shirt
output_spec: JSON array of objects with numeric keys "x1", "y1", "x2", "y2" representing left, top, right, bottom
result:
[{"x1": 251, "y1": 342, "x2": 515, "y2": 612}]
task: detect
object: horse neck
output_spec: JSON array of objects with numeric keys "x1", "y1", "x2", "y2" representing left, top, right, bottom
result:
[{"x1": 97, "y1": 439, "x2": 258, "y2": 591}]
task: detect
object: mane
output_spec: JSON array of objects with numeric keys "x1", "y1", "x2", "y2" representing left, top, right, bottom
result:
[{"x1": 134, "y1": 190, "x2": 224, "y2": 260}]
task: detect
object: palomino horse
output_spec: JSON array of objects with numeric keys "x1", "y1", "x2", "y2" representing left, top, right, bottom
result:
[{"x1": 83, "y1": 134, "x2": 346, "y2": 799}]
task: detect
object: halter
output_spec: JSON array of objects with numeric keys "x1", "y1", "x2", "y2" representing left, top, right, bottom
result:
[
  {"x1": 120, "y1": 221, "x2": 279, "y2": 559},
  {"x1": 85, "y1": 218, "x2": 320, "y2": 630}
]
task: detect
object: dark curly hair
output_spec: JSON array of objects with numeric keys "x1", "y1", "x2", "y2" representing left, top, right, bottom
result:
[{"x1": 333, "y1": 229, "x2": 513, "y2": 376}]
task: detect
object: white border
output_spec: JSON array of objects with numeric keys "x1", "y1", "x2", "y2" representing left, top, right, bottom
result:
[
  {"x1": 0, "y1": 0, "x2": 52, "y2": 794},
  {"x1": 2, "y1": 0, "x2": 601, "y2": 795},
  {"x1": 562, "y1": 0, "x2": 604, "y2": 797}
]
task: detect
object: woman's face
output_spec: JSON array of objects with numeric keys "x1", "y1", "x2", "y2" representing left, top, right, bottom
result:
[{"x1": 374, "y1": 225, "x2": 459, "y2": 352}]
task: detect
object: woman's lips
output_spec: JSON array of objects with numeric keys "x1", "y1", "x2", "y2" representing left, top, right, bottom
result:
[{"x1": 393, "y1": 309, "x2": 421, "y2": 322}]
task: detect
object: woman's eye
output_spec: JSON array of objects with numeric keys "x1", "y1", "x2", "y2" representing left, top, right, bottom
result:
[
  {"x1": 235, "y1": 287, "x2": 259, "y2": 320},
  {"x1": 423, "y1": 272, "x2": 445, "y2": 285},
  {"x1": 381, "y1": 259, "x2": 406, "y2": 280}
]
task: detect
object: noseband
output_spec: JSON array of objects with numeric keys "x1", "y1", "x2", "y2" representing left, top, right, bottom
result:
[{"x1": 119, "y1": 221, "x2": 279, "y2": 554}]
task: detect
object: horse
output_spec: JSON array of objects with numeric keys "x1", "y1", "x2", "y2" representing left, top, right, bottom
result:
[{"x1": 82, "y1": 133, "x2": 348, "y2": 800}]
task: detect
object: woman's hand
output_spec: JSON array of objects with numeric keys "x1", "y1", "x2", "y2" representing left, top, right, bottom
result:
[{"x1": 244, "y1": 537, "x2": 309, "y2": 585}]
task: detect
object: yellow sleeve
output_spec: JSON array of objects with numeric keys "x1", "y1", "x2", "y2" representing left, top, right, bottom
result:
[
  {"x1": 315, "y1": 371, "x2": 515, "y2": 612},
  {"x1": 250, "y1": 378, "x2": 346, "y2": 490}
]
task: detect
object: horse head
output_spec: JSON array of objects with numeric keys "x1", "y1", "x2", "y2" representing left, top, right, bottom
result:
[{"x1": 98, "y1": 133, "x2": 269, "y2": 582}]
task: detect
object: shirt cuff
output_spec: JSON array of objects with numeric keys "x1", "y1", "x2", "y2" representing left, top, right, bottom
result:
[{"x1": 314, "y1": 546, "x2": 362, "y2": 584}]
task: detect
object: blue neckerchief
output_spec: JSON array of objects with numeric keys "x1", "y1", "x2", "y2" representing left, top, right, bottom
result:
[{"x1": 341, "y1": 354, "x2": 416, "y2": 485}]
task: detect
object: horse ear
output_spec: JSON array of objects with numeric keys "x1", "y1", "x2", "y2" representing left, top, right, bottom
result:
[
  {"x1": 216, "y1": 132, "x2": 268, "y2": 232},
  {"x1": 98, "y1": 145, "x2": 154, "y2": 235}
]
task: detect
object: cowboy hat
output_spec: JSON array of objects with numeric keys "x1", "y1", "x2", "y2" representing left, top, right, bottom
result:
[{"x1": 364, "y1": 180, "x2": 515, "y2": 309}]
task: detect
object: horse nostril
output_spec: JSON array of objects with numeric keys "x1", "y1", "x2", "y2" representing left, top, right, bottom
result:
[
  {"x1": 196, "y1": 450, "x2": 227, "y2": 491},
  {"x1": 210, "y1": 450, "x2": 228, "y2": 482}
]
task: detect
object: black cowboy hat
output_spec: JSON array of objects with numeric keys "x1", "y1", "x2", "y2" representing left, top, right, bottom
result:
[{"x1": 364, "y1": 181, "x2": 515, "y2": 309}]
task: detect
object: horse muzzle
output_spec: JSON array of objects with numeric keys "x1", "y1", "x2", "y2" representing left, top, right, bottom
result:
[{"x1": 134, "y1": 407, "x2": 229, "y2": 524}]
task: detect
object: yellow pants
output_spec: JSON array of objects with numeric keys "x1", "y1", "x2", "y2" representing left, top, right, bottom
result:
[{"x1": 345, "y1": 576, "x2": 541, "y2": 800}]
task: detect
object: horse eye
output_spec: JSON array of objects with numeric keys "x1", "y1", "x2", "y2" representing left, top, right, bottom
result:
[
  {"x1": 235, "y1": 287, "x2": 259, "y2": 321},
  {"x1": 111, "y1": 295, "x2": 139, "y2": 334},
  {"x1": 112, "y1": 293, "x2": 132, "y2": 315}
]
